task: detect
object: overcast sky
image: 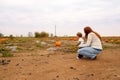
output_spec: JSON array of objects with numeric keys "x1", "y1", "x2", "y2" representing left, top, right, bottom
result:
[{"x1": 0, "y1": 0, "x2": 120, "y2": 37}]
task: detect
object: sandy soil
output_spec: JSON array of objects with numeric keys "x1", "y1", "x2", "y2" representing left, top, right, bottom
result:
[{"x1": 0, "y1": 48, "x2": 120, "y2": 80}]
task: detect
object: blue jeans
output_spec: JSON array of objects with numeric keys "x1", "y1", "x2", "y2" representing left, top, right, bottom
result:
[{"x1": 77, "y1": 47, "x2": 102, "y2": 59}]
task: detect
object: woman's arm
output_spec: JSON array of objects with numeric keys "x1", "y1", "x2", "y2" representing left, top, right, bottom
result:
[{"x1": 79, "y1": 33, "x2": 93, "y2": 47}]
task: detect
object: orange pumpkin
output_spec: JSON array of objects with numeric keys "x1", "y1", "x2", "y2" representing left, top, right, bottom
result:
[
  {"x1": 73, "y1": 37, "x2": 79, "y2": 41},
  {"x1": 117, "y1": 40, "x2": 120, "y2": 42},
  {"x1": 105, "y1": 39, "x2": 108, "y2": 43},
  {"x1": 110, "y1": 40, "x2": 114, "y2": 43},
  {"x1": 55, "y1": 41, "x2": 61, "y2": 46},
  {"x1": 0, "y1": 38, "x2": 9, "y2": 43}
]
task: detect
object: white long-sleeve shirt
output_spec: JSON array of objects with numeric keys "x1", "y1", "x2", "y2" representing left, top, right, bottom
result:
[
  {"x1": 78, "y1": 37, "x2": 84, "y2": 47},
  {"x1": 78, "y1": 38, "x2": 84, "y2": 44},
  {"x1": 79, "y1": 32, "x2": 102, "y2": 50}
]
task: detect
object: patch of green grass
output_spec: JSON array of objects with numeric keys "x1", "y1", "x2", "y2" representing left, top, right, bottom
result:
[
  {"x1": 69, "y1": 46, "x2": 78, "y2": 53},
  {"x1": 63, "y1": 44, "x2": 78, "y2": 53},
  {"x1": 0, "y1": 49, "x2": 13, "y2": 57},
  {"x1": 36, "y1": 43, "x2": 45, "y2": 48},
  {"x1": 103, "y1": 45, "x2": 120, "y2": 50}
]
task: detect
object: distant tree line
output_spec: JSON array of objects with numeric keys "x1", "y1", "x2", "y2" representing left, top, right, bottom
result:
[
  {"x1": 0, "y1": 33, "x2": 4, "y2": 37},
  {"x1": 0, "y1": 31, "x2": 49, "y2": 38},
  {"x1": 34, "y1": 31, "x2": 49, "y2": 38}
]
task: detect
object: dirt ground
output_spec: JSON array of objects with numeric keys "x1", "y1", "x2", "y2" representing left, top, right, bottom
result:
[{"x1": 0, "y1": 48, "x2": 120, "y2": 80}]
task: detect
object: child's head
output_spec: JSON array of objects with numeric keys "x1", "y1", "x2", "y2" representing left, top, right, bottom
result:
[{"x1": 76, "y1": 32, "x2": 82, "y2": 38}]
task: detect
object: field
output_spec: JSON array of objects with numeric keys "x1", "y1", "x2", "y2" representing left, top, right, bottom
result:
[{"x1": 0, "y1": 37, "x2": 120, "y2": 80}]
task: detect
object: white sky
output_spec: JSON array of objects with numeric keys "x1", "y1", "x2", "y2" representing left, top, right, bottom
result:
[{"x1": 0, "y1": 0, "x2": 120, "y2": 36}]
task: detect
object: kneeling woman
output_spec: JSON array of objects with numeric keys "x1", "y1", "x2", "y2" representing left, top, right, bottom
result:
[{"x1": 78, "y1": 26, "x2": 103, "y2": 60}]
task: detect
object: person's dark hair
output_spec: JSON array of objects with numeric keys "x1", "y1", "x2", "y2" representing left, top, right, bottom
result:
[
  {"x1": 84, "y1": 26, "x2": 102, "y2": 41},
  {"x1": 77, "y1": 32, "x2": 82, "y2": 37}
]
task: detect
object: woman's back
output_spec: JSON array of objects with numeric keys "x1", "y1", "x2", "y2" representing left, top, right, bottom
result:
[{"x1": 88, "y1": 32, "x2": 102, "y2": 49}]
